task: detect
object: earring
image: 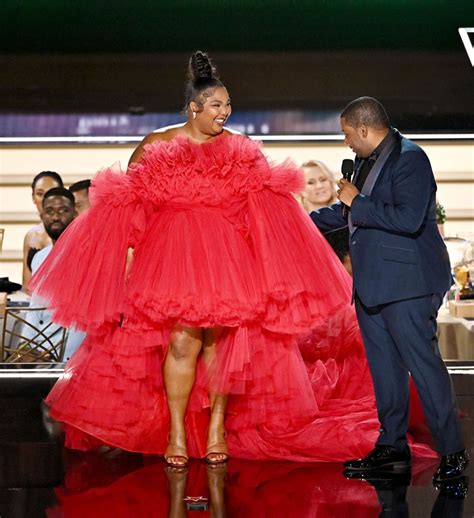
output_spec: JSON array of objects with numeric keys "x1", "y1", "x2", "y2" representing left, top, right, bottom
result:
[{"x1": 192, "y1": 111, "x2": 197, "y2": 120}]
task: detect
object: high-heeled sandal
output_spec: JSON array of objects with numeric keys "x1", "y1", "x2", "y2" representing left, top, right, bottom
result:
[
  {"x1": 164, "y1": 443, "x2": 189, "y2": 468},
  {"x1": 205, "y1": 440, "x2": 229, "y2": 465}
]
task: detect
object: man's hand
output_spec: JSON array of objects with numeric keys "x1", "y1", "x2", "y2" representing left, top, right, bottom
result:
[{"x1": 337, "y1": 179, "x2": 360, "y2": 207}]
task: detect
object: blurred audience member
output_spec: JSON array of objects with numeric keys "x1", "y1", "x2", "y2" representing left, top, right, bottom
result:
[
  {"x1": 26, "y1": 187, "x2": 85, "y2": 361},
  {"x1": 22, "y1": 171, "x2": 63, "y2": 290},
  {"x1": 301, "y1": 160, "x2": 338, "y2": 212},
  {"x1": 69, "y1": 179, "x2": 92, "y2": 215},
  {"x1": 300, "y1": 161, "x2": 351, "y2": 274}
]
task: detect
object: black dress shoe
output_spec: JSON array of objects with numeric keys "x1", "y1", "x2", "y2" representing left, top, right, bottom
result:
[
  {"x1": 343, "y1": 445, "x2": 411, "y2": 471},
  {"x1": 433, "y1": 449, "x2": 470, "y2": 482}
]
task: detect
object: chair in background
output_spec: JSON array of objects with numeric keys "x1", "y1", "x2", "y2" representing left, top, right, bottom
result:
[{"x1": 1, "y1": 307, "x2": 67, "y2": 363}]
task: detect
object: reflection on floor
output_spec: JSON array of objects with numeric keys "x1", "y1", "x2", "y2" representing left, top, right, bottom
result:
[{"x1": 0, "y1": 371, "x2": 472, "y2": 517}]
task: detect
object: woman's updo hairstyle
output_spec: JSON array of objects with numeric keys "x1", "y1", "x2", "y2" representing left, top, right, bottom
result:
[{"x1": 183, "y1": 51, "x2": 225, "y2": 113}]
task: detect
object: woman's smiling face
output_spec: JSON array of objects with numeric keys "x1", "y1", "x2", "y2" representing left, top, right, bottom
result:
[
  {"x1": 302, "y1": 166, "x2": 336, "y2": 208},
  {"x1": 192, "y1": 86, "x2": 232, "y2": 135}
]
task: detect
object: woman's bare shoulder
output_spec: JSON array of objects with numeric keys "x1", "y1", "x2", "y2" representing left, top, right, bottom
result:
[
  {"x1": 25, "y1": 222, "x2": 43, "y2": 238},
  {"x1": 24, "y1": 224, "x2": 48, "y2": 248},
  {"x1": 128, "y1": 125, "x2": 185, "y2": 164},
  {"x1": 223, "y1": 128, "x2": 244, "y2": 137},
  {"x1": 145, "y1": 125, "x2": 186, "y2": 143}
]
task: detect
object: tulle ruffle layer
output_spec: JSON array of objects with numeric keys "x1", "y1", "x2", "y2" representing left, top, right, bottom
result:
[
  {"x1": 124, "y1": 193, "x2": 351, "y2": 334},
  {"x1": 29, "y1": 168, "x2": 145, "y2": 332},
  {"x1": 32, "y1": 167, "x2": 351, "y2": 334},
  {"x1": 47, "y1": 305, "x2": 434, "y2": 461}
]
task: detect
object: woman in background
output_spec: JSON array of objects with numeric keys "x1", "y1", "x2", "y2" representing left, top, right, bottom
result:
[
  {"x1": 300, "y1": 160, "x2": 338, "y2": 212},
  {"x1": 300, "y1": 161, "x2": 352, "y2": 275}
]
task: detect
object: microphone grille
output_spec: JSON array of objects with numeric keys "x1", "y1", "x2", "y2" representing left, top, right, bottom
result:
[{"x1": 341, "y1": 159, "x2": 354, "y2": 176}]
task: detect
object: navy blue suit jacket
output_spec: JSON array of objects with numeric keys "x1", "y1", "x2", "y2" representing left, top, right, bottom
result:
[{"x1": 311, "y1": 132, "x2": 452, "y2": 307}]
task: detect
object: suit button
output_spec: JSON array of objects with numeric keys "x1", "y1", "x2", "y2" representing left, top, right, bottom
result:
[{"x1": 352, "y1": 240, "x2": 356, "y2": 245}]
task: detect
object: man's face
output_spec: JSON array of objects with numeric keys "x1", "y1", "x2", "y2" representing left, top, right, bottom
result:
[
  {"x1": 73, "y1": 188, "x2": 91, "y2": 215},
  {"x1": 42, "y1": 196, "x2": 76, "y2": 241},
  {"x1": 340, "y1": 117, "x2": 373, "y2": 158}
]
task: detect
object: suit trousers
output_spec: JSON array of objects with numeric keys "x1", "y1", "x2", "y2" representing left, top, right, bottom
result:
[{"x1": 355, "y1": 293, "x2": 464, "y2": 455}]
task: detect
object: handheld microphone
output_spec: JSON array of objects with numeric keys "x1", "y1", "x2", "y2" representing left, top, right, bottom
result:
[{"x1": 341, "y1": 159, "x2": 354, "y2": 218}]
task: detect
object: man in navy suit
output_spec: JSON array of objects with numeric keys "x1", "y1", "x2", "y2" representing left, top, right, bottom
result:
[{"x1": 311, "y1": 97, "x2": 468, "y2": 481}]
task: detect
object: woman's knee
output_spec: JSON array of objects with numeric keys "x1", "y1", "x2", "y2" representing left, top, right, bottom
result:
[{"x1": 168, "y1": 326, "x2": 202, "y2": 361}]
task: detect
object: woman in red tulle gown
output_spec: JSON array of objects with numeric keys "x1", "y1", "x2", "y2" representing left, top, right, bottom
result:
[{"x1": 31, "y1": 51, "x2": 434, "y2": 467}]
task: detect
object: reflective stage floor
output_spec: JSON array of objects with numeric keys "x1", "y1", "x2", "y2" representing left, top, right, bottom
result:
[{"x1": 0, "y1": 367, "x2": 473, "y2": 517}]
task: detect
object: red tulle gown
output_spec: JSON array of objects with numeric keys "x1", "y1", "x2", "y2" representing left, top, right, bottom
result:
[{"x1": 31, "y1": 133, "x2": 434, "y2": 461}]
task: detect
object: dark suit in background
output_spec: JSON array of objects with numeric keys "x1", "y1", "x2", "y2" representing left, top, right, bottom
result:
[{"x1": 311, "y1": 129, "x2": 464, "y2": 456}]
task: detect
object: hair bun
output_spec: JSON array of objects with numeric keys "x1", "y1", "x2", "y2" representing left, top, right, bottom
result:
[{"x1": 189, "y1": 51, "x2": 218, "y2": 83}]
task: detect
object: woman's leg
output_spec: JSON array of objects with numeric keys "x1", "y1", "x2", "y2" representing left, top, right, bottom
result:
[
  {"x1": 202, "y1": 327, "x2": 229, "y2": 463},
  {"x1": 164, "y1": 325, "x2": 203, "y2": 465}
]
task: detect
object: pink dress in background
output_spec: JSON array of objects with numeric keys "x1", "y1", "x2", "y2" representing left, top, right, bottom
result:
[{"x1": 31, "y1": 134, "x2": 433, "y2": 461}]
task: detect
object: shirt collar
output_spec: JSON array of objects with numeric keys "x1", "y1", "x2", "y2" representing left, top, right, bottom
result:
[
  {"x1": 356, "y1": 127, "x2": 396, "y2": 164},
  {"x1": 372, "y1": 127, "x2": 396, "y2": 160}
]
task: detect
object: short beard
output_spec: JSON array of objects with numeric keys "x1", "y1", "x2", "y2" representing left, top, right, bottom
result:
[{"x1": 45, "y1": 226, "x2": 65, "y2": 241}]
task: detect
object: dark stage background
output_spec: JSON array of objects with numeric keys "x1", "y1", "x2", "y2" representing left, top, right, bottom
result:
[{"x1": 0, "y1": 1, "x2": 473, "y2": 133}]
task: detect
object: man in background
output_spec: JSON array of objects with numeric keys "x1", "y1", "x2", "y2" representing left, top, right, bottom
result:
[
  {"x1": 27, "y1": 187, "x2": 85, "y2": 361},
  {"x1": 69, "y1": 179, "x2": 91, "y2": 215}
]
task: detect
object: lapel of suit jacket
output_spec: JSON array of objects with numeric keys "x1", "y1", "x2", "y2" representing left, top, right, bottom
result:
[
  {"x1": 348, "y1": 130, "x2": 400, "y2": 234},
  {"x1": 361, "y1": 132, "x2": 399, "y2": 196},
  {"x1": 352, "y1": 156, "x2": 363, "y2": 187}
]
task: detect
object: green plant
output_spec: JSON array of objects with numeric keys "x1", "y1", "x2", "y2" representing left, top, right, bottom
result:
[{"x1": 436, "y1": 202, "x2": 446, "y2": 224}]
